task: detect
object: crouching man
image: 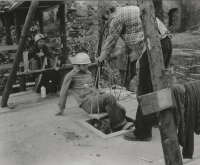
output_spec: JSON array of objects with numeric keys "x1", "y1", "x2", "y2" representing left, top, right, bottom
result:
[{"x1": 55, "y1": 52, "x2": 134, "y2": 131}]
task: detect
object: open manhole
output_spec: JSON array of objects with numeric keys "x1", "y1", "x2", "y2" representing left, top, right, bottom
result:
[{"x1": 79, "y1": 116, "x2": 135, "y2": 139}]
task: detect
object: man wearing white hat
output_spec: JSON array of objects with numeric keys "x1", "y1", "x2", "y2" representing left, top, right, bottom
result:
[
  {"x1": 56, "y1": 52, "x2": 134, "y2": 132},
  {"x1": 28, "y1": 33, "x2": 57, "y2": 93}
]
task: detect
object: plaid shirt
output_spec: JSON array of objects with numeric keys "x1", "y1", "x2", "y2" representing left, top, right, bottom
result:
[{"x1": 102, "y1": 6, "x2": 170, "y2": 60}]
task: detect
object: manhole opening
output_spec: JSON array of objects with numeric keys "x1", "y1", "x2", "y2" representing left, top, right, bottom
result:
[{"x1": 86, "y1": 116, "x2": 134, "y2": 135}]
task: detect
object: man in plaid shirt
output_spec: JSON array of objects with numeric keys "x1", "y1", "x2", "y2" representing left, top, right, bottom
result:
[{"x1": 98, "y1": 2, "x2": 172, "y2": 141}]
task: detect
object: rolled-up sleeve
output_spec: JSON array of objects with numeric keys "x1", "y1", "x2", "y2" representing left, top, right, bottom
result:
[
  {"x1": 59, "y1": 74, "x2": 73, "y2": 110},
  {"x1": 102, "y1": 17, "x2": 124, "y2": 55}
]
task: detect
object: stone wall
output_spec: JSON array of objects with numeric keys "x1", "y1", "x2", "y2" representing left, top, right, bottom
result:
[
  {"x1": 162, "y1": 0, "x2": 182, "y2": 32},
  {"x1": 161, "y1": 0, "x2": 200, "y2": 32}
]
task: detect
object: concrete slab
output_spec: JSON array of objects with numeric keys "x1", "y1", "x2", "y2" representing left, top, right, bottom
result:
[{"x1": 0, "y1": 91, "x2": 199, "y2": 165}]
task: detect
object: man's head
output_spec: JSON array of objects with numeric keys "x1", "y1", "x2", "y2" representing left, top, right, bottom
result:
[
  {"x1": 74, "y1": 52, "x2": 91, "y2": 72},
  {"x1": 35, "y1": 33, "x2": 45, "y2": 48},
  {"x1": 99, "y1": 1, "x2": 119, "y2": 22}
]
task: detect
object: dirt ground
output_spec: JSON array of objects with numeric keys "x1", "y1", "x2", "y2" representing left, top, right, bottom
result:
[{"x1": 171, "y1": 32, "x2": 200, "y2": 50}]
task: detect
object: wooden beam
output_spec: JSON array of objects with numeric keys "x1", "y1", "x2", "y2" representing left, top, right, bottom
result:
[
  {"x1": 138, "y1": 1, "x2": 183, "y2": 164},
  {"x1": 4, "y1": 13, "x2": 13, "y2": 45},
  {"x1": 139, "y1": 88, "x2": 173, "y2": 115},
  {"x1": 1, "y1": 1, "x2": 39, "y2": 108},
  {"x1": 38, "y1": 13, "x2": 44, "y2": 34},
  {"x1": 7, "y1": 1, "x2": 25, "y2": 12},
  {"x1": 39, "y1": 1, "x2": 68, "y2": 13},
  {"x1": 14, "y1": 10, "x2": 26, "y2": 92},
  {"x1": 6, "y1": 63, "x2": 97, "y2": 77},
  {"x1": 0, "y1": 63, "x2": 13, "y2": 70},
  {"x1": 0, "y1": 45, "x2": 18, "y2": 51}
]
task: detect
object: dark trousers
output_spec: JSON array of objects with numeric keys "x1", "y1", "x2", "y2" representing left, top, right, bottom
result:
[
  {"x1": 134, "y1": 37, "x2": 172, "y2": 138},
  {"x1": 81, "y1": 93, "x2": 127, "y2": 131}
]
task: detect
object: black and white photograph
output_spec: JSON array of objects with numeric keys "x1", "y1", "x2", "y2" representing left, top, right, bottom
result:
[{"x1": 0, "y1": 0, "x2": 200, "y2": 165}]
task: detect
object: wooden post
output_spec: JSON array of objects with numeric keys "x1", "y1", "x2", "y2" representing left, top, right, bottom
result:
[
  {"x1": 137, "y1": 1, "x2": 183, "y2": 165},
  {"x1": 4, "y1": 13, "x2": 13, "y2": 45},
  {"x1": 14, "y1": 11, "x2": 21, "y2": 44},
  {"x1": 59, "y1": 4, "x2": 68, "y2": 64},
  {"x1": 1, "y1": 1, "x2": 39, "y2": 108},
  {"x1": 58, "y1": 4, "x2": 70, "y2": 89},
  {"x1": 14, "y1": 11, "x2": 26, "y2": 92},
  {"x1": 38, "y1": 13, "x2": 44, "y2": 34}
]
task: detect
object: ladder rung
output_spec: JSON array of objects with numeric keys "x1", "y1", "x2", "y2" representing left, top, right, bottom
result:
[{"x1": 89, "y1": 113, "x2": 108, "y2": 120}]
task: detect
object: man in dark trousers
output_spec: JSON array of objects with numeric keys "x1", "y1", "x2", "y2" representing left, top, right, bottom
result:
[
  {"x1": 56, "y1": 52, "x2": 134, "y2": 132},
  {"x1": 98, "y1": 1, "x2": 172, "y2": 141}
]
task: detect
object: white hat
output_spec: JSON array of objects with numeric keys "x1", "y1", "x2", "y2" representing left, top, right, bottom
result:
[
  {"x1": 69, "y1": 52, "x2": 91, "y2": 65},
  {"x1": 34, "y1": 33, "x2": 45, "y2": 42}
]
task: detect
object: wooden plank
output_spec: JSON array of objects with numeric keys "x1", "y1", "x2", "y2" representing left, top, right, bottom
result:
[
  {"x1": 79, "y1": 120, "x2": 130, "y2": 139},
  {"x1": 0, "y1": 45, "x2": 18, "y2": 52},
  {"x1": 12, "y1": 82, "x2": 35, "y2": 88},
  {"x1": 0, "y1": 63, "x2": 13, "y2": 70},
  {"x1": 89, "y1": 113, "x2": 108, "y2": 120},
  {"x1": 138, "y1": 88, "x2": 173, "y2": 115},
  {"x1": 7, "y1": 1, "x2": 25, "y2": 12}
]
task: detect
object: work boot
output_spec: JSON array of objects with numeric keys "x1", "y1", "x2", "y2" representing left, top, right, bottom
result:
[{"x1": 123, "y1": 131, "x2": 152, "y2": 141}]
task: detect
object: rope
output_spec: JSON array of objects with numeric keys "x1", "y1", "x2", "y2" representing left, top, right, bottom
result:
[{"x1": 90, "y1": 65, "x2": 101, "y2": 117}]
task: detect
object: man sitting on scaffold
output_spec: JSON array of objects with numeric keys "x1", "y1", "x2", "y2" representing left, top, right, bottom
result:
[{"x1": 56, "y1": 52, "x2": 134, "y2": 132}]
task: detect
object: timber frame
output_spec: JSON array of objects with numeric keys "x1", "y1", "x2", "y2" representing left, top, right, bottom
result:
[{"x1": 0, "y1": 1, "x2": 73, "y2": 107}]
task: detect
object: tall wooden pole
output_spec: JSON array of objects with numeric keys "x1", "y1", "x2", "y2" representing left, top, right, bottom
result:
[
  {"x1": 14, "y1": 11, "x2": 21, "y2": 44},
  {"x1": 38, "y1": 13, "x2": 44, "y2": 34},
  {"x1": 1, "y1": 1, "x2": 39, "y2": 108},
  {"x1": 4, "y1": 13, "x2": 13, "y2": 45},
  {"x1": 58, "y1": 4, "x2": 70, "y2": 89},
  {"x1": 14, "y1": 11, "x2": 26, "y2": 92},
  {"x1": 138, "y1": 1, "x2": 183, "y2": 164},
  {"x1": 59, "y1": 4, "x2": 68, "y2": 64}
]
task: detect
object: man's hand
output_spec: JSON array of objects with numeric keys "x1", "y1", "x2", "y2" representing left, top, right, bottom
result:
[
  {"x1": 55, "y1": 109, "x2": 64, "y2": 116},
  {"x1": 36, "y1": 52, "x2": 44, "y2": 57},
  {"x1": 97, "y1": 58, "x2": 104, "y2": 66}
]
